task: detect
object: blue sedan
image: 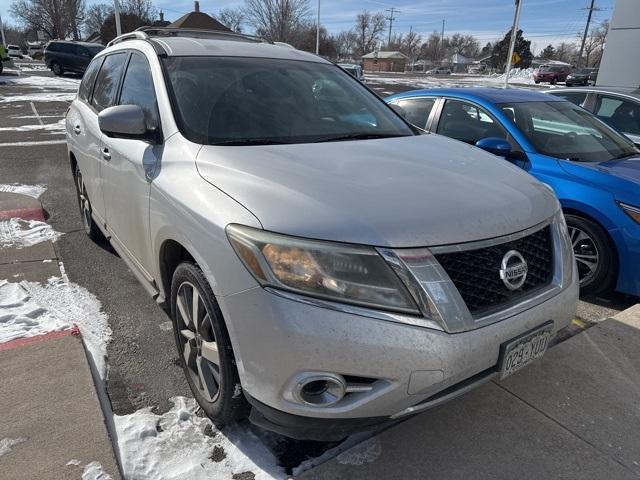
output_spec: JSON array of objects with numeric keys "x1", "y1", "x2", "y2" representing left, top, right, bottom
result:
[{"x1": 386, "y1": 88, "x2": 640, "y2": 297}]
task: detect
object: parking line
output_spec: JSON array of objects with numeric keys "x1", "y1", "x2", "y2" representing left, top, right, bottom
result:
[
  {"x1": 29, "y1": 101, "x2": 45, "y2": 126},
  {"x1": 0, "y1": 140, "x2": 66, "y2": 147}
]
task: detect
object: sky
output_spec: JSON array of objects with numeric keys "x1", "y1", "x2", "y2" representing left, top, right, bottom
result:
[{"x1": 1, "y1": 0, "x2": 615, "y2": 53}]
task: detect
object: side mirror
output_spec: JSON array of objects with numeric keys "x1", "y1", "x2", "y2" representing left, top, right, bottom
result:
[
  {"x1": 99, "y1": 105, "x2": 158, "y2": 143},
  {"x1": 389, "y1": 103, "x2": 407, "y2": 118},
  {"x1": 475, "y1": 137, "x2": 512, "y2": 157}
]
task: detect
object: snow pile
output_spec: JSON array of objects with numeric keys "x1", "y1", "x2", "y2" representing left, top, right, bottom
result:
[
  {"x1": 113, "y1": 396, "x2": 286, "y2": 480},
  {"x1": 0, "y1": 437, "x2": 26, "y2": 457},
  {"x1": 0, "y1": 279, "x2": 111, "y2": 378},
  {"x1": 82, "y1": 461, "x2": 114, "y2": 480},
  {"x1": 492, "y1": 67, "x2": 535, "y2": 85},
  {"x1": 0, "y1": 218, "x2": 62, "y2": 248},
  {"x1": 0, "y1": 183, "x2": 46, "y2": 198}
]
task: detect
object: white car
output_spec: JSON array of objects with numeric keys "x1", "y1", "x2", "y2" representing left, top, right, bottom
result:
[
  {"x1": 427, "y1": 67, "x2": 452, "y2": 75},
  {"x1": 7, "y1": 45, "x2": 23, "y2": 59}
]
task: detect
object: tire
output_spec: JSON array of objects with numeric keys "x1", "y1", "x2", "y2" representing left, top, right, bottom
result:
[
  {"x1": 74, "y1": 165, "x2": 102, "y2": 241},
  {"x1": 51, "y1": 61, "x2": 63, "y2": 76},
  {"x1": 564, "y1": 214, "x2": 617, "y2": 294},
  {"x1": 170, "y1": 262, "x2": 249, "y2": 425},
  {"x1": 0, "y1": 62, "x2": 3, "y2": 75},
  {"x1": 534, "y1": 80, "x2": 540, "y2": 84},
  {"x1": 550, "y1": 76, "x2": 557, "y2": 85}
]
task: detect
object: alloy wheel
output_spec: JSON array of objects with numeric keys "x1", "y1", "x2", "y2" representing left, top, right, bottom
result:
[
  {"x1": 76, "y1": 171, "x2": 92, "y2": 234},
  {"x1": 568, "y1": 225, "x2": 600, "y2": 285},
  {"x1": 175, "y1": 281, "x2": 221, "y2": 402}
]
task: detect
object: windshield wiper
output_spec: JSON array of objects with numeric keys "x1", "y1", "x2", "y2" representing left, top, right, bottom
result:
[
  {"x1": 314, "y1": 133, "x2": 409, "y2": 143},
  {"x1": 212, "y1": 138, "x2": 291, "y2": 146},
  {"x1": 614, "y1": 151, "x2": 638, "y2": 160}
]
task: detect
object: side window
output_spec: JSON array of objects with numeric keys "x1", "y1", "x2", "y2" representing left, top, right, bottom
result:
[
  {"x1": 437, "y1": 99, "x2": 508, "y2": 144},
  {"x1": 59, "y1": 43, "x2": 74, "y2": 54},
  {"x1": 552, "y1": 92, "x2": 588, "y2": 108},
  {"x1": 595, "y1": 95, "x2": 640, "y2": 135},
  {"x1": 91, "y1": 52, "x2": 127, "y2": 113},
  {"x1": 47, "y1": 42, "x2": 59, "y2": 52},
  {"x1": 392, "y1": 98, "x2": 435, "y2": 128},
  {"x1": 78, "y1": 56, "x2": 104, "y2": 103},
  {"x1": 118, "y1": 53, "x2": 160, "y2": 129}
]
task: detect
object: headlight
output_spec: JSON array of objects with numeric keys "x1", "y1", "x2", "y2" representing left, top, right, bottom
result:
[
  {"x1": 226, "y1": 224, "x2": 420, "y2": 314},
  {"x1": 618, "y1": 202, "x2": 640, "y2": 224}
]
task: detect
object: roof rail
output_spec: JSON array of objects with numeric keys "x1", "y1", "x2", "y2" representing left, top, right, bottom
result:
[
  {"x1": 106, "y1": 31, "x2": 149, "y2": 47},
  {"x1": 134, "y1": 26, "x2": 265, "y2": 44}
]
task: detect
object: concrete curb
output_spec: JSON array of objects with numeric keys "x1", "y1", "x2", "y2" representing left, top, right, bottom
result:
[{"x1": 0, "y1": 192, "x2": 46, "y2": 222}]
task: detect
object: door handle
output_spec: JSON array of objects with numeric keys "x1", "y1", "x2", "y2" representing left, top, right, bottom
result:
[
  {"x1": 102, "y1": 147, "x2": 111, "y2": 161},
  {"x1": 73, "y1": 125, "x2": 81, "y2": 135}
]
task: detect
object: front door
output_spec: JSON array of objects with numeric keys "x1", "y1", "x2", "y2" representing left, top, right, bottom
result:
[{"x1": 101, "y1": 52, "x2": 161, "y2": 277}]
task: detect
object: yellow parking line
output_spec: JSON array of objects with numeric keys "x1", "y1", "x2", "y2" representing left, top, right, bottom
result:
[{"x1": 571, "y1": 318, "x2": 588, "y2": 329}]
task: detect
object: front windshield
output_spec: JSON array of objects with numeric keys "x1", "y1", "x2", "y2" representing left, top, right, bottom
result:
[
  {"x1": 162, "y1": 56, "x2": 413, "y2": 145},
  {"x1": 499, "y1": 101, "x2": 638, "y2": 162}
]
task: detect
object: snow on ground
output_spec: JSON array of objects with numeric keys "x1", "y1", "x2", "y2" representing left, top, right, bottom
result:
[
  {"x1": 0, "y1": 183, "x2": 47, "y2": 198},
  {"x1": 0, "y1": 92, "x2": 76, "y2": 103},
  {"x1": 0, "y1": 74, "x2": 80, "y2": 90},
  {"x1": 113, "y1": 396, "x2": 286, "y2": 480},
  {"x1": 0, "y1": 278, "x2": 112, "y2": 378},
  {"x1": 0, "y1": 218, "x2": 62, "y2": 248},
  {"x1": 0, "y1": 119, "x2": 65, "y2": 133},
  {"x1": 0, "y1": 437, "x2": 27, "y2": 457},
  {"x1": 15, "y1": 63, "x2": 49, "y2": 72}
]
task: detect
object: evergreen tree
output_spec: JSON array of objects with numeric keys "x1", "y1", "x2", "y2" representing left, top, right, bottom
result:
[
  {"x1": 539, "y1": 44, "x2": 556, "y2": 60},
  {"x1": 490, "y1": 29, "x2": 533, "y2": 71}
]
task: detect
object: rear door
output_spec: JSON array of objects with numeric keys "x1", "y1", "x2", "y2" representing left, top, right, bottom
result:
[
  {"x1": 593, "y1": 94, "x2": 640, "y2": 145},
  {"x1": 387, "y1": 97, "x2": 436, "y2": 129},
  {"x1": 101, "y1": 51, "x2": 161, "y2": 276}
]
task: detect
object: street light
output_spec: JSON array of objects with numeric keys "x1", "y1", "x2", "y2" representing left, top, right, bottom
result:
[
  {"x1": 504, "y1": 0, "x2": 523, "y2": 88},
  {"x1": 114, "y1": 0, "x2": 122, "y2": 37}
]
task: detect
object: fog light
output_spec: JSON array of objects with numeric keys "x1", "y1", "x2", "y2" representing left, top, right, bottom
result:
[{"x1": 294, "y1": 374, "x2": 346, "y2": 407}]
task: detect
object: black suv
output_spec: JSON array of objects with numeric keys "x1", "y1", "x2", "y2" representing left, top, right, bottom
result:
[{"x1": 44, "y1": 41, "x2": 104, "y2": 76}]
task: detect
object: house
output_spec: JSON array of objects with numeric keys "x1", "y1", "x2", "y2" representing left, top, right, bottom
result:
[
  {"x1": 168, "y1": 1, "x2": 231, "y2": 31},
  {"x1": 444, "y1": 53, "x2": 473, "y2": 73},
  {"x1": 362, "y1": 51, "x2": 408, "y2": 72}
]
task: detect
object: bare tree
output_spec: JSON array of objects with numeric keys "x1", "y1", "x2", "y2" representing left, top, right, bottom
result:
[
  {"x1": 84, "y1": 3, "x2": 111, "y2": 36},
  {"x1": 580, "y1": 20, "x2": 608, "y2": 67},
  {"x1": 419, "y1": 31, "x2": 442, "y2": 62},
  {"x1": 10, "y1": 0, "x2": 86, "y2": 39},
  {"x1": 555, "y1": 41, "x2": 578, "y2": 64},
  {"x1": 215, "y1": 7, "x2": 245, "y2": 33},
  {"x1": 120, "y1": 0, "x2": 156, "y2": 22},
  {"x1": 243, "y1": 0, "x2": 311, "y2": 43},
  {"x1": 444, "y1": 33, "x2": 480, "y2": 58},
  {"x1": 334, "y1": 30, "x2": 357, "y2": 60},
  {"x1": 353, "y1": 10, "x2": 385, "y2": 57}
]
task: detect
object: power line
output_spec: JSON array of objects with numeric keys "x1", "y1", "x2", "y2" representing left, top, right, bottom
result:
[{"x1": 578, "y1": 0, "x2": 600, "y2": 67}]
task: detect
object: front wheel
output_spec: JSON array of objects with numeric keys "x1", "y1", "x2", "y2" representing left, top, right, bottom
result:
[
  {"x1": 565, "y1": 214, "x2": 617, "y2": 294},
  {"x1": 550, "y1": 76, "x2": 557, "y2": 85},
  {"x1": 51, "y1": 62, "x2": 63, "y2": 76},
  {"x1": 170, "y1": 262, "x2": 248, "y2": 425}
]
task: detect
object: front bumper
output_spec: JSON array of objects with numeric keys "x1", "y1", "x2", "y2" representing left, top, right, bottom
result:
[{"x1": 218, "y1": 270, "x2": 577, "y2": 431}]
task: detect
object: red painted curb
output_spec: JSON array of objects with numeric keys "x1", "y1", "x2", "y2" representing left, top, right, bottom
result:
[
  {"x1": 0, "y1": 327, "x2": 79, "y2": 352},
  {"x1": 0, "y1": 207, "x2": 45, "y2": 222}
]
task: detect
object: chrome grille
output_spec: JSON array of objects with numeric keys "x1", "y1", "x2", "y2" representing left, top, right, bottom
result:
[{"x1": 434, "y1": 226, "x2": 553, "y2": 316}]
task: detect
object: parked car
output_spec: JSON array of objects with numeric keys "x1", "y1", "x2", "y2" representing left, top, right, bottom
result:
[
  {"x1": 27, "y1": 43, "x2": 44, "y2": 59},
  {"x1": 468, "y1": 64, "x2": 488, "y2": 74},
  {"x1": 44, "y1": 40, "x2": 104, "y2": 75},
  {"x1": 67, "y1": 29, "x2": 578, "y2": 441},
  {"x1": 7, "y1": 44, "x2": 23, "y2": 59},
  {"x1": 565, "y1": 68, "x2": 598, "y2": 87},
  {"x1": 427, "y1": 66, "x2": 452, "y2": 75},
  {"x1": 547, "y1": 86, "x2": 640, "y2": 146},
  {"x1": 338, "y1": 63, "x2": 365, "y2": 82},
  {"x1": 386, "y1": 88, "x2": 640, "y2": 297},
  {"x1": 533, "y1": 64, "x2": 571, "y2": 84}
]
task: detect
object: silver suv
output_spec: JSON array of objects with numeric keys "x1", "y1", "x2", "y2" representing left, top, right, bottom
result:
[{"x1": 66, "y1": 28, "x2": 578, "y2": 440}]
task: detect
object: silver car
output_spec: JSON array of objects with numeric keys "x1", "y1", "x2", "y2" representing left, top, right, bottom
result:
[{"x1": 66, "y1": 28, "x2": 578, "y2": 440}]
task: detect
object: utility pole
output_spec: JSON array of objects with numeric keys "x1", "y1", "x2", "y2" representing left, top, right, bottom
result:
[
  {"x1": 386, "y1": 7, "x2": 399, "y2": 46},
  {"x1": 578, "y1": 0, "x2": 600, "y2": 67},
  {"x1": 114, "y1": 0, "x2": 122, "y2": 37},
  {"x1": 504, "y1": 0, "x2": 523, "y2": 88},
  {"x1": 440, "y1": 19, "x2": 445, "y2": 61},
  {"x1": 0, "y1": 14, "x2": 7, "y2": 47},
  {"x1": 315, "y1": 0, "x2": 321, "y2": 55}
]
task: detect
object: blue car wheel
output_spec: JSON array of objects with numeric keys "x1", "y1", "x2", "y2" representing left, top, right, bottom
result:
[{"x1": 565, "y1": 214, "x2": 617, "y2": 294}]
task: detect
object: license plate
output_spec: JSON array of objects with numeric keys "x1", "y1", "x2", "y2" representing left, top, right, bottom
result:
[{"x1": 499, "y1": 323, "x2": 553, "y2": 380}]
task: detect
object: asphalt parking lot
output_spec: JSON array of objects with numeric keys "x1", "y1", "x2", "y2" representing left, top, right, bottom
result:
[{"x1": 1, "y1": 62, "x2": 638, "y2": 474}]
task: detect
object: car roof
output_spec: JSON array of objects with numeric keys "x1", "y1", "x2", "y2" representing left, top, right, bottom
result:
[
  {"x1": 388, "y1": 87, "x2": 565, "y2": 104},
  {"x1": 123, "y1": 36, "x2": 328, "y2": 63},
  {"x1": 50, "y1": 40, "x2": 104, "y2": 47},
  {"x1": 551, "y1": 85, "x2": 640, "y2": 98}
]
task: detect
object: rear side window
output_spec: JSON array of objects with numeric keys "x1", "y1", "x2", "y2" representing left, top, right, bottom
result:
[
  {"x1": 78, "y1": 56, "x2": 104, "y2": 103},
  {"x1": 595, "y1": 95, "x2": 640, "y2": 135},
  {"x1": 437, "y1": 99, "x2": 508, "y2": 144},
  {"x1": 92, "y1": 53, "x2": 127, "y2": 112},
  {"x1": 392, "y1": 97, "x2": 435, "y2": 129},
  {"x1": 552, "y1": 92, "x2": 588, "y2": 108},
  {"x1": 46, "y1": 42, "x2": 59, "y2": 52},
  {"x1": 118, "y1": 52, "x2": 160, "y2": 129},
  {"x1": 59, "y1": 43, "x2": 75, "y2": 54}
]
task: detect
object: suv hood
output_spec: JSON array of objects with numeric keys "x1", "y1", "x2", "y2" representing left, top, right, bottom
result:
[{"x1": 196, "y1": 135, "x2": 558, "y2": 247}]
